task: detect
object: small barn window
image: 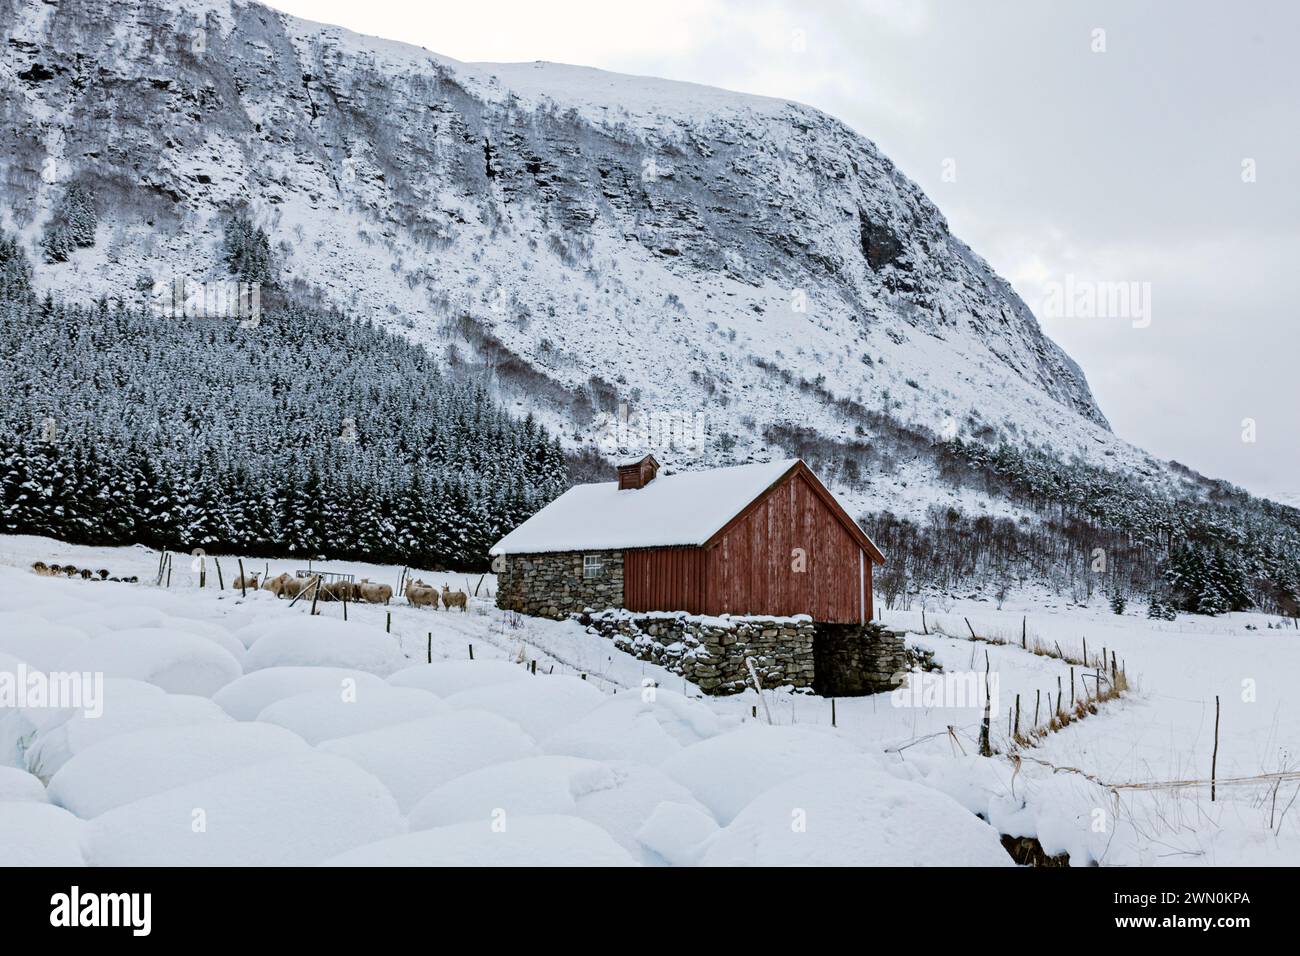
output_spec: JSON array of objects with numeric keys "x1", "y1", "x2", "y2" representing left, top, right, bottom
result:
[{"x1": 583, "y1": 554, "x2": 603, "y2": 579}]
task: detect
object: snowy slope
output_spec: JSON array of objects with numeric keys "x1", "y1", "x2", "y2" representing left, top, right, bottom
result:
[
  {"x1": 0, "y1": 0, "x2": 1192, "y2": 525},
  {"x1": 0, "y1": 537, "x2": 1012, "y2": 866},
  {"x1": 5, "y1": 535, "x2": 1300, "y2": 866}
]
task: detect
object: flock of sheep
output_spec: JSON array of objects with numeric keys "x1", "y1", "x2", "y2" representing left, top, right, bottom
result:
[
  {"x1": 402, "y1": 578, "x2": 468, "y2": 612},
  {"x1": 31, "y1": 559, "x2": 470, "y2": 612},
  {"x1": 240, "y1": 571, "x2": 469, "y2": 611},
  {"x1": 31, "y1": 561, "x2": 139, "y2": 583}
]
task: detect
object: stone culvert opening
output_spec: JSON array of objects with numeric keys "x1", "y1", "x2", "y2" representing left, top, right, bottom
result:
[{"x1": 811, "y1": 622, "x2": 908, "y2": 697}]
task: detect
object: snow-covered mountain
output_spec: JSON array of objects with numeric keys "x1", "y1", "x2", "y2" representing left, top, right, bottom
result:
[{"x1": 2, "y1": 0, "x2": 1179, "y2": 519}]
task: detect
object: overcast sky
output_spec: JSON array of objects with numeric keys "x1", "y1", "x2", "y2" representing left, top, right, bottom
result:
[{"x1": 267, "y1": 0, "x2": 1300, "y2": 503}]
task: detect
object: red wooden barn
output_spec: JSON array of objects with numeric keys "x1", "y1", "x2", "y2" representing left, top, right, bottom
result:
[{"x1": 491, "y1": 456, "x2": 885, "y2": 623}]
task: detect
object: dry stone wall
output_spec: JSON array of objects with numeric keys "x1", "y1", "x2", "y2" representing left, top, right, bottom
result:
[
  {"x1": 496, "y1": 551, "x2": 624, "y2": 619},
  {"x1": 578, "y1": 609, "x2": 816, "y2": 694}
]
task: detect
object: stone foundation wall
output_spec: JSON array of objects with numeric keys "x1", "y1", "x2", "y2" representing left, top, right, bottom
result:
[
  {"x1": 578, "y1": 609, "x2": 817, "y2": 694},
  {"x1": 579, "y1": 612, "x2": 911, "y2": 697},
  {"x1": 495, "y1": 551, "x2": 624, "y2": 619}
]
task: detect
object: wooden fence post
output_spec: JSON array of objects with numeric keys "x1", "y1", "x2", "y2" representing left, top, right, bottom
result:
[
  {"x1": 237, "y1": 558, "x2": 247, "y2": 598},
  {"x1": 978, "y1": 650, "x2": 992, "y2": 757},
  {"x1": 1211, "y1": 695, "x2": 1221, "y2": 802},
  {"x1": 214, "y1": 558, "x2": 224, "y2": 591}
]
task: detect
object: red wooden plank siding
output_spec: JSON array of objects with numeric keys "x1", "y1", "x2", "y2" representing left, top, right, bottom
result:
[
  {"x1": 703, "y1": 472, "x2": 863, "y2": 623},
  {"x1": 624, "y1": 547, "x2": 706, "y2": 614},
  {"x1": 622, "y1": 468, "x2": 876, "y2": 624}
]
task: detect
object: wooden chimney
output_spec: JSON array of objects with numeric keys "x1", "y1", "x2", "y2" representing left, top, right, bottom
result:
[{"x1": 616, "y1": 454, "x2": 660, "y2": 490}]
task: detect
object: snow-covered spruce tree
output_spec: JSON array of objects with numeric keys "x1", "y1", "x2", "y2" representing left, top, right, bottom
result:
[
  {"x1": 1109, "y1": 592, "x2": 1127, "y2": 615},
  {"x1": 1146, "y1": 593, "x2": 1176, "y2": 621},
  {"x1": 221, "y1": 214, "x2": 274, "y2": 285},
  {"x1": 40, "y1": 183, "x2": 97, "y2": 263},
  {"x1": 1163, "y1": 542, "x2": 1253, "y2": 616},
  {"x1": 0, "y1": 230, "x2": 32, "y2": 297}
]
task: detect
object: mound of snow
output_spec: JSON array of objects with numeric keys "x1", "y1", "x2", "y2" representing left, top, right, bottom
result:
[
  {"x1": 17, "y1": 597, "x2": 99, "y2": 622},
  {"x1": 0, "y1": 613, "x2": 91, "y2": 669},
  {"x1": 85, "y1": 753, "x2": 403, "y2": 866},
  {"x1": 407, "y1": 755, "x2": 713, "y2": 864},
  {"x1": 635, "y1": 800, "x2": 720, "y2": 866},
  {"x1": 660, "y1": 725, "x2": 866, "y2": 824},
  {"x1": 323, "y1": 814, "x2": 637, "y2": 866},
  {"x1": 387, "y1": 659, "x2": 529, "y2": 697},
  {"x1": 444, "y1": 675, "x2": 604, "y2": 740},
  {"x1": 699, "y1": 767, "x2": 1013, "y2": 866},
  {"x1": 60, "y1": 605, "x2": 168, "y2": 636},
  {"x1": 242, "y1": 618, "x2": 407, "y2": 676},
  {"x1": 103, "y1": 625, "x2": 245, "y2": 664},
  {"x1": 212, "y1": 667, "x2": 388, "y2": 721},
  {"x1": 256, "y1": 685, "x2": 446, "y2": 744},
  {"x1": 24, "y1": 692, "x2": 231, "y2": 778},
  {"x1": 0, "y1": 766, "x2": 48, "y2": 803},
  {"x1": 0, "y1": 674, "x2": 166, "y2": 769},
  {"x1": 544, "y1": 687, "x2": 733, "y2": 765},
  {"x1": 48, "y1": 722, "x2": 310, "y2": 817},
  {"x1": 0, "y1": 802, "x2": 87, "y2": 865},
  {"x1": 319, "y1": 711, "x2": 539, "y2": 812},
  {"x1": 70, "y1": 629, "x2": 242, "y2": 696},
  {"x1": 408, "y1": 755, "x2": 601, "y2": 828}
]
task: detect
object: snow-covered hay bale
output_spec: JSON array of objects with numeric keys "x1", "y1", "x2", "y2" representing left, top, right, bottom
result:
[
  {"x1": 0, "y1": 802, "x2": 87, "y2": 865},
  {"x1": 0, "y1": 614, "x2": 91, "y2": 670},
  {"x1": 105, "y1": 625, "x2": 245, "y2": 665},
  {"x1": 699, "y1": 767, "x2": 1013, "y2": 867},
  {"x1": 48, "y1": 722, "x2": 311, "y2": 818},
  {"x1": 0, "y1": 673, "x2": 165, "y2": 769},
  {"x1": 408, "y1": 755, "x2": 601, "y2": 829},
  {"x1": 85, "y1": 753, "x2": 403, "y2": 866},
  {"x1": 23, "y1": 691, "x2": 231, "y2": 778},
  {"x1": 635, "y1": 800, "x2": 720, "y2": 866},
  {"x1": 59, "y1": 605, "x2": 169, "y2": 637},
  {"x1": 319, "y1": 711, "x2": 539, "y2": 812},
  {"x1": 212, "y1": 666, "x2": 388, "y2": 721},
  {"x1": 387, "y1": 660, "x2": 529, "y2": 697},
  {"x1": 323, "y1": 815, "x2": 638, "y2": 867},
  {"x1": 408, "y1": 755, "x2": 713, "y2": 864},
  {"x1": 543, "y1": 687, "x2": 733, "y2": 765},
  {"x1": 444, "y1": 674, "x2": 604, "y2": 740},
  {"x1": 256, "y1": 685, "x2": 447, "y2": 745},
  {"x1": 70, "y1": 629, "x2": 242, "y2": 696},
  {"x1": 242, "y1": 618, "x2": 406, "y2": 677},
  {"x1": 660, "y1": 725, "x2": 866, "y2": 824},
  {"x1": 0, "y1": 766, "x2": 48, "y2": 803}
]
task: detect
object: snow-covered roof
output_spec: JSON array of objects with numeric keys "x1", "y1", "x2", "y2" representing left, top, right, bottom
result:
[
  {"x1": 491, "y1": 460, "x2": 802, "y2": 555},
  {"x1": 492, "y1": 457, "x2": 879, "y2": 560}
]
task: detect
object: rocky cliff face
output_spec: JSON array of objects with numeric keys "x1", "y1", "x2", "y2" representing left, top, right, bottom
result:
[{"x1": 1, "y1": 0, "x2": 1137, "y2": 517}]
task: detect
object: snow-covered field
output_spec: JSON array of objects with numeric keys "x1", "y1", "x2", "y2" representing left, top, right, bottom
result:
[{"x1": 2, "y1": 534, "x2": 1297, "y2": 866}]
